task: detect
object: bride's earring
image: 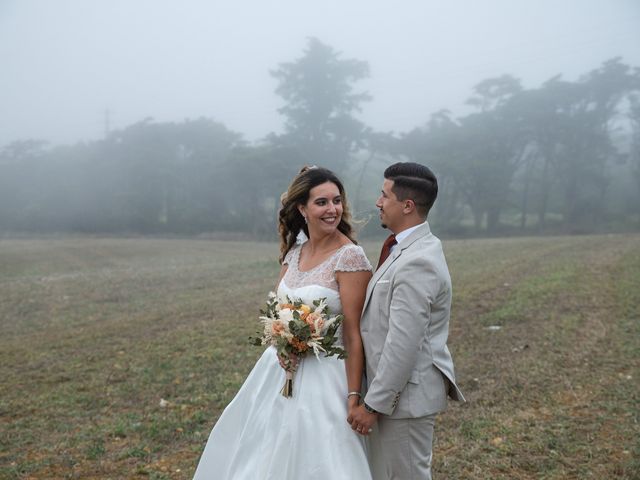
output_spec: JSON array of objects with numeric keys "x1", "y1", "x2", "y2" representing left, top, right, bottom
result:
[{"x1": 303, "y1": 215, "x2": 308, "y2": 224}]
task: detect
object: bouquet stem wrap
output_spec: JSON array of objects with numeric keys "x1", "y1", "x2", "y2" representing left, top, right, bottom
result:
[{"x1": 281, "y1": 370, "x2": 294, "y2": 397}]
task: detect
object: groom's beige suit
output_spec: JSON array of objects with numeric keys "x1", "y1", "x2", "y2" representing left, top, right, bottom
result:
[{"x1": 361, "y1": 222, "x2": 464, "y2": 478}]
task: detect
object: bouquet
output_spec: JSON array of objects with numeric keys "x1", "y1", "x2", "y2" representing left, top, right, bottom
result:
[{"x1": 250, "y1": 292, "x2": 347, "y2": 397}]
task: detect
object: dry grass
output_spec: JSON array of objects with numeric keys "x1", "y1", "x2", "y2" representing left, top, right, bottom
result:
[{"x1": 0, "y1": 234, "x2": 638, "y2": 479}]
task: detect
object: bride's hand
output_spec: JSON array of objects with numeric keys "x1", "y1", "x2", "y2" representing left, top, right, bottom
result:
[{"x1": 277, "y1": 353, "x2": 299, "y2": 371}]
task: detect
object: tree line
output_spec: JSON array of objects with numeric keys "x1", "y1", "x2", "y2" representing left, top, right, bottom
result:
[{"x1": 1, "y1": 38, "x2": 639, "y2": 238}]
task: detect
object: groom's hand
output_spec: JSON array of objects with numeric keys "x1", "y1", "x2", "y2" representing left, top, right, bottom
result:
[{"x1": 347, "y1": 404, "x2": 378, "y2": 436}]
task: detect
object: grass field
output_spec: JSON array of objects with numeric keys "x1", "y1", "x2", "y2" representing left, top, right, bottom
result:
[{"x1": 1, "y1": 234, "x2": 639, "y2": 479}]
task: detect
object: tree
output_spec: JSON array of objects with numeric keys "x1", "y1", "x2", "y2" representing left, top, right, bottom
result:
[
  {"x1": 399, "y1": 111, "x2": 467, "y2": 232},
  {"x1": 0, "y1": 140, "x2": 49, "y2": 231},
  {"x1": 461, "y1": 76, "x2": 527, "y2": 232},
  {"x1": 628, "y1": 92, "x2": 640, "y2": 216},
  {"x1": 502, "y1": 60, "x2": 640, "y2": 231},
  {"x1": 549, "y1": 59, "x2": 638, "y2": 226},
  {"x1": 103, "y1": 118, "x2": 242, "y2": 233},
  {"x1": 466, "y1": 74, "x2": 523, "y2": 112},
  {"x1": 270, "y1": 38, "x2": 371, "y2": 173},
  {"x1": 218, "y1": 145, "x2": 298, "y2": 237}
]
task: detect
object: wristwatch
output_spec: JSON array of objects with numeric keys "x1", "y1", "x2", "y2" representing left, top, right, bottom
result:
[{"x1": 363, "y1": 402, "x2": 379, "y2": 414}]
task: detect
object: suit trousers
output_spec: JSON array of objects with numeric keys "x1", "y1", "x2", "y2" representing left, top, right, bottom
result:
[{"x1": 376, "y1": 413, "x2": 437, "y2": 480}]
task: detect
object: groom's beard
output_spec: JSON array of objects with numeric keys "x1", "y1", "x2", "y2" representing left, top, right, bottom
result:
[{"x1": 377, "y1": 208, "x2": 388, "y2": 229}]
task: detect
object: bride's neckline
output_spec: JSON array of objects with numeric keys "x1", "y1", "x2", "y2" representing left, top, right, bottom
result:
[{"x1": 296, "y1": 243, "x2": 351, "y2": 273}]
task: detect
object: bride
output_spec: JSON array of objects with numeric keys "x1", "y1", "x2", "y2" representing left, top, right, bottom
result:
[{"x1": 193, "y1": 166, "x2": 375, "y2": 479}]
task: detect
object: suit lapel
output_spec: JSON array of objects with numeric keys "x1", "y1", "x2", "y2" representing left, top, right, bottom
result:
[
  {"x1": 362, "y1": 257, "x2": 394, "y2": 313},
  {"x1": 363, "y1": 223, "x2": 431, "y2": 313}
]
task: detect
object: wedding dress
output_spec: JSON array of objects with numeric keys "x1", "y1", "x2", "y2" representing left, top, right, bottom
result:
[{"x1": 193, "y1": 243, "x2": 374, "y2": 479}]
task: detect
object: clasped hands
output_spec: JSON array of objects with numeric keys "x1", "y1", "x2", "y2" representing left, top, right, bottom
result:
[{"x1": 347, "y1": 400, "x2": 378, "y2": 436}]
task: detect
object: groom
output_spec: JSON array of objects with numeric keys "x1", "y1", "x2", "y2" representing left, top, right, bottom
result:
[{"x1": 348, "y1": 162, "x2": 464, "y2": 479}]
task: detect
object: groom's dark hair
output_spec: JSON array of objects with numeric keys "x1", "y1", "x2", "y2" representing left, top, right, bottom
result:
[{"x1": 384, "y1": 162, "x2": 438, "y2": 218}]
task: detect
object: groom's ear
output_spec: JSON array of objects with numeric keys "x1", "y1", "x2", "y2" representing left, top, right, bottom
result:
[{"x1": 403, "y1": 199, "x2": 416, "y2": 214}]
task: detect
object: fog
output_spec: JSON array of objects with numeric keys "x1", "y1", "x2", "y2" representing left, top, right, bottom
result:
[
  {"x1": 2, "y1": 0, "x2": 639, "y2": 146},
  {"x1": 1, "y1": 0, "x2": 640, "y2": 238}
]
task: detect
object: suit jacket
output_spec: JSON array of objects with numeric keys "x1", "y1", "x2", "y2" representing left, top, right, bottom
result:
[{"x1": 361, "y1": 222, "x2": 464, "y2": 418}]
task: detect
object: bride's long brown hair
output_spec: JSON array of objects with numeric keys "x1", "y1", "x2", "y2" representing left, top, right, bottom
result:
[{"x1": 278, "y1": 166, "x2": 356, "y2": 263}]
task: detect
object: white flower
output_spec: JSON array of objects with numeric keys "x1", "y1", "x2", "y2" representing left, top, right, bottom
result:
[
  {"x1": 322, "y1": 315, "x2": 339, "y2": 331},
  {"x1": 278, "y1": 308, "x2": 295, "y2": 323},
  {"x1": 313, "y1": 299, "x2": 327, "y2": 313},
  {"x1": 308, "y1": 340, "x2": 327, "y2": 359}
]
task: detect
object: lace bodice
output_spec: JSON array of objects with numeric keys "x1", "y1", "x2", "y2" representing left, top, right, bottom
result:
[{"x1": 278, "y1": 243, "x2": 372, "y2": 316}]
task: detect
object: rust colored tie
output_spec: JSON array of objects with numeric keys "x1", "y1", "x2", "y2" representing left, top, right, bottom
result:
[{"x1": 376, "y1": 234, "x2": 397, "y2": 270}]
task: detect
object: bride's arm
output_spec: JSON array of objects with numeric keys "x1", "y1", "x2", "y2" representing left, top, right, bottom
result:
[
  {"x1": 337, "y1": 270, "x2": 372, "y2": 414},
  {"x1": 275, "y1": 264, "x2": 288, "y2": 290}
]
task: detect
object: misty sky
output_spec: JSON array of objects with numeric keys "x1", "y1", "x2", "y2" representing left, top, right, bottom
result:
[{"x1": 1, "y1": 0, "x2": 639, "y2": 147}]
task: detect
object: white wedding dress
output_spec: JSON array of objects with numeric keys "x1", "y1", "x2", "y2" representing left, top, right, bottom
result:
[{"x1": 193, "y1": 243, "x2": 375, "y2": 480}]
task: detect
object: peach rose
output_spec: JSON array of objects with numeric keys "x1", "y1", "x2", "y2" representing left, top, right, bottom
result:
[
  {"x1": 271, "y1": 322, "x2": 285, "y2": 335},
  {"x1": 304, "y1": 312, "x2": 321, "y2": 329}
]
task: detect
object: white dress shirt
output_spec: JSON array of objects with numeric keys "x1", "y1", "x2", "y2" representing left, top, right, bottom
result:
[{"x1": 390, "y1": 222, "x2": 426, "y2": 254}]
